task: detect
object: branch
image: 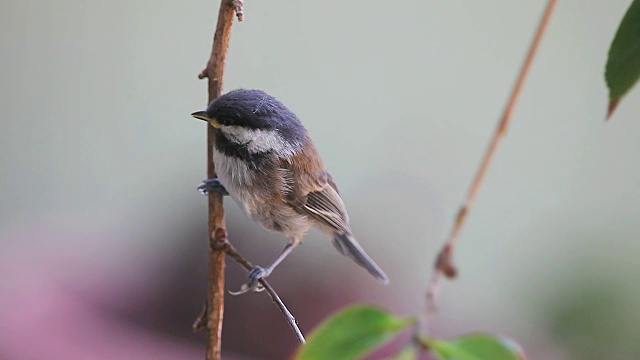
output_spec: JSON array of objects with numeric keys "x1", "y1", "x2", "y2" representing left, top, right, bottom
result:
[
  {"x1": 223, "y1": 240, "x2": 306, "y2": 344},
  {"x1": 424, "y1": 0, "x2": 558, "y2": 315},
  {"x1": 195, "y1": 0, "x2": 305, "y2": 355},
  {"x1": 193, "y1": 233, "x2": 306, "y2": 344},
  {"x1": 199, "y1": 1, "x2": 243, "y2": 360}
]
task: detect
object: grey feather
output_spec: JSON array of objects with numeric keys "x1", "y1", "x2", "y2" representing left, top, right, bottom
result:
[{"x1": 333, "y1": 232, "x2": 389, "y2": 284}]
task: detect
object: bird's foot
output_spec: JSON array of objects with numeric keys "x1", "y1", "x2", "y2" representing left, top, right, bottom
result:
[
  {"x1": 229, "y1": 266, "x2": 269, "y2": 295},
  {"x1": 197, "y1": 178, "x2": 229, "y2": 196}
]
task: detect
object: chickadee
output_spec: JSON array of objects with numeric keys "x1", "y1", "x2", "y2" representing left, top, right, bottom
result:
[{"x1": 191, "y1": 89, "x2": 389, "y2": 291}]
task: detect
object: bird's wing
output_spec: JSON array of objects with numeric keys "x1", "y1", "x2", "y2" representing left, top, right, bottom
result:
[
  {"x1": 300, "y1": 178, "x2": 350, "y2": 233},
  {"x1": 281, "y1": 144, "x2": 351, "y2": 234},
  {"x1": 280, "y1": 143, "x2": 389, "y2": 284}
]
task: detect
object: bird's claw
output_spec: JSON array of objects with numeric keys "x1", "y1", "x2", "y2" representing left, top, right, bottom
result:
[
  {"x1": 229, "y1": 266, "x2": 268, "y2": 295},
  {"x1": 197, "y1": 178, "x2": 229, "y2": 196}
]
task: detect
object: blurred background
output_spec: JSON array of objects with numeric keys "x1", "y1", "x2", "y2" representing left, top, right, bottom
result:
[{"x1": 2, "y1": 0, "x2": 640, "y2": 359}]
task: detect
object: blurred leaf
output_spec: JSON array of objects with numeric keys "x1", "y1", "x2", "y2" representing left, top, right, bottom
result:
[
  {"x1": 295, "y1": 305, "x2": 416, "y2": 360},
  {"x1": 421, "y1": 334, "x2": 524, "y2": 360},
  {"x1": 544, "y1": 279, "x2": 640, "y2": 360},
  {"x1": 605, "y1": 0, "x2": 640, "y2": 118},
  {"x1": 385, "y1": 346, "x2": 418, "y2": 360}
]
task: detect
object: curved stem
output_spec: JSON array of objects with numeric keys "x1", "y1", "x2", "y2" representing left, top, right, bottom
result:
[{"x1": 424, "y1": 0, "x2": 558, "y2": 319}]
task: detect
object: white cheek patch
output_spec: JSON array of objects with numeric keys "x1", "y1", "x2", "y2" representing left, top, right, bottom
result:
[{"x1": 221, "y1": 125, "x2": 296, "y2": 156}]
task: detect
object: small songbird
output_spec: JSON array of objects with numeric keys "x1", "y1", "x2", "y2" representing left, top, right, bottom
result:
[{"x1": 192, "y1": 89, "x2": 388, "y2": 292}]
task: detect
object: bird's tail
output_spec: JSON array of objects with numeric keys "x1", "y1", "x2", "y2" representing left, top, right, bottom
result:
[{"x1": 332, "y1": 232, "x2": 389, "y2": 284}]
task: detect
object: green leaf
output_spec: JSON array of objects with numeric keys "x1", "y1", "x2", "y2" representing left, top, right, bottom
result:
[
  {"x1": 385, "y1": 346, "x2": 417, "y2": 360},
  {"x1": 422, "y1": 333, "x2": 524, "y2": 360},
  {"x1": 605, "y1": 0, "x2": 640, "y2": 118},
  {"x1": 295, "y1": 305, "x2": 416, "y2": 360}
]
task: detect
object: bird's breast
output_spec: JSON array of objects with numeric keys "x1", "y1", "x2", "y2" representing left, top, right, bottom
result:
[
  {"x1": 212, "y1": 148, "x2": 312, "y2": 239},
  {"x1": 212, "y1": 148, "x2": 257, "y2": 189}
]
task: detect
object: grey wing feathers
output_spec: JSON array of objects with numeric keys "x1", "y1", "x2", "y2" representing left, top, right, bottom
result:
[
  {"x1": 289, "y1": 177, "x2": 390, "y2": 284},
  {"x1": 279, "y1": 150, "x2": 389, "y2": 283},
  {"x1": 302, "y1": 184, "x2": 350, "y2": 233}
]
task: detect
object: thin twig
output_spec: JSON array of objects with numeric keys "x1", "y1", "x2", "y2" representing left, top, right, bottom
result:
[
  {"x1": 223, "y1": 240, "x2": 307, "y2": 344},
  {"x1": 424, "y1": 0, "x2": 558, "y2": 315},
  {"x1": 193, "y1": 303, "x2": 208, "y2": 332},
  {"x1": 233, "y1": 0, "x2": 245, "y2": 22},
  {"x1": 198, "y1": 1, "x2": 242, "y2": 359},
  {"x1": 194, "y1": 234, "x2": 306, "y2": 344}
]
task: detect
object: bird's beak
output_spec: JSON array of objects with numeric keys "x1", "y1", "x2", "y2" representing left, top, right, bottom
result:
[{"x1": 191, "y1": 111, "x2": 221, "y2": 128}]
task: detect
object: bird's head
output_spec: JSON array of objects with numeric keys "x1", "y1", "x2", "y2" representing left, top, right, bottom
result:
[{"x1": 191, "y1": 89, "x2": 307, "y2": 156}]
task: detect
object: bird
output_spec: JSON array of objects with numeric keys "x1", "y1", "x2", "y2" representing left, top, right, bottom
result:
[{"x1": 191, "y1": 89, "x2": 388, "y2": 292}]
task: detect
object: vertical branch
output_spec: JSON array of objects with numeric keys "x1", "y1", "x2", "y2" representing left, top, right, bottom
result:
[
  {"x1": 425, "y1": 0, "x2": 557, "y2": 315},
  {"x1": 199, "y1": 1, "x2": 243, "y2": 359},
  {"x1": 193, "y1": 0, "x2": 303, "y2": 352}
]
